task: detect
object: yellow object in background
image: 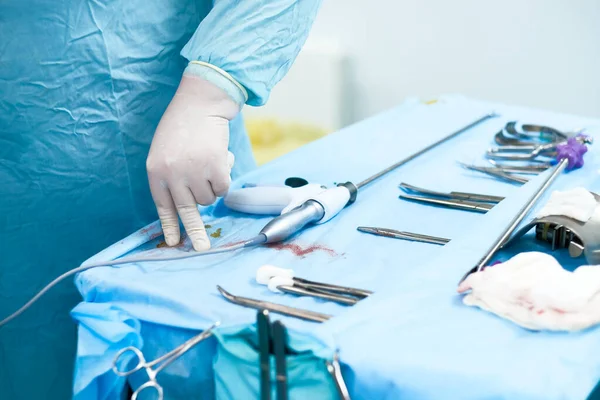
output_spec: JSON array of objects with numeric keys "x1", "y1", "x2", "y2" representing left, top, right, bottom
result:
[{"x1": 245, "y1": 118, "x2": 329, "y2": 165}]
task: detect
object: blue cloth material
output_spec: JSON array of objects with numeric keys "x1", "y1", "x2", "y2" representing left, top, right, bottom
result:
[
  {"x1": 71, "y1": 96, "x2": 600, "y2": 399},
  {"x1": 213, "y1": 325, "x2": 337, "y2": 399},
  {"x1": 181, "y1": 0, "x2": 322, "y2": 106},
  {"x1": 68, "y1": 96, "x2": 600, "y2": 399},
  {"x1": 0, "y1": 0, "x2": 318, "y2": 398}
]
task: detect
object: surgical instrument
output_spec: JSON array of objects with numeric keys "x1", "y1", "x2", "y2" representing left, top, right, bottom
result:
[
  {"x1": 273, "y1": 320, "x2": 289, "y2": 400},
  {"x1": 255, "y1": 113, "x2": 498, "y2": 245},
  {"x1": 357, "y1": 226, "x2": 450, "y2": 245},
  {"x1": 0, "y1": 113, "x2": 495, "y2": 327},
  {"x1": 487, "y1": 142, "x2": 559, "y2": 161},
  {"x1": 399, "y1": 193, "x2": 495, "y2": 213},
  {"x1": 535, "y1": 223, "x2": 584, "y2": 254},
  {"x1": 459, "y1": 162, "x2": 529, "y2": 185},
  {"x1": 0, "y1": 239, "x2": 254, "y2": 328},
  {"x1": 487, "y1": 135, "x2": 592, "y2": 162},
  {"x1": 224, "y1": 113, "x2": 498, "y2": 216},
  {"x1": 326, "y1": 351, "x2": 352, "y2": 400},
  {"x1": 267, "y1": 277, "x2": 359, "y2": 306},
  {"x1": 502, "y1": 121, "x2": 569, "y2": 143},
  {"x1": 258, "y1": 310, "x2": 271, "y2": 400},
  {"x1": 505, "y1": 191, "x2": 600, "y2": 265},
  {"x1": 217, "y1": 286, "x2": 332, "y2": 323},
  {"x1": 399, "y1": 182, "x2": 504, "y2": 203},
  {"x1": 256, "y1": 265, "x2": 373, "y2": 299},
  {"x1": 112, "y1": 322, "x2": 219, "y2": 400},
  {"x1": 487, "y1": 159, "x2": 551, "y2": 175},
  {"x1": 459, "y1": 158, "x2": 569, "y2": 283}
]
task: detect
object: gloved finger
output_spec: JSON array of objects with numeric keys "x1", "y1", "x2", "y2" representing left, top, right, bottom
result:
[
  {"x1": 210, "y1": 171, "x2": 231, "y2": 198},
  {"x1": 171, "y1": 187, "x2": 210, "y2": 251},
  {"x1": 210, "y1": 152, "x2": 233, "y2": 197},
  {"x1": 190, "y1": 179, "x2": 217, "y2": 206},
  {"x1": 149, "y1": 182, "x2": 181, "y2": 246}
]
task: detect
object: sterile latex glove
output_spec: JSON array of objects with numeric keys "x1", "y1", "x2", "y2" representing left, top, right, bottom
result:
[
  {"x1": 458, "y1": 252, "x2": 600, "y2": 331},
  {"x1": 147, "y1": 74, "x2": 238, "y2": 251}
]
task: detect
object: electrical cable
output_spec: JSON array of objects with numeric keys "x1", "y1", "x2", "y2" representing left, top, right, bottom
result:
[{"x1": 0, "y1": 235, "x2": 265, "y2": 328}]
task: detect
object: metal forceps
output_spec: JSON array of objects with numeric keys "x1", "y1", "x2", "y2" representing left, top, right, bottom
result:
[
  {"x1": 398, "y1": 182, "x2": 502, "y2": 213},
  {"x1": 112, "y1": 322, "x2": 220, "y2": 400},
  {"x1": 399, "y1": 182, "x2": 504, "y2": 203}
]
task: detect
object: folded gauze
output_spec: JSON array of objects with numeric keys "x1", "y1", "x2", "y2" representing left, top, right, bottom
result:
[
  {"x1": 458, "y1": 252, "x2": 600, "y2": 331},
  {"x1": 536, "y1": 187, "x2": 597, "y2": 222}
]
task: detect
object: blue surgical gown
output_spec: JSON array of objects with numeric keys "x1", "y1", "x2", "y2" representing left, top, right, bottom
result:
[{"x1": 0, "y1": 1, "x2": 321, "y2": 398}]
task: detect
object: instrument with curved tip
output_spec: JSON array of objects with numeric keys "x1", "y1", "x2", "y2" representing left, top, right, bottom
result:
[
  {"x1": 399, "y1": 182, "x2": 504, "y2": 203},
  {"x1": 217, "y1": 286, "x2": 332, "y2": 322},
  {"x1": 326, "y1": 351, "x2": 352, "y2": 400},
  {"x1": 459, "y1": 163, "x2": 529, "y2": 185},
  {"x1": 504, "y1": 121, "x2": 569, "y2": 142},
  {"x1": 399, "y1": 193, "x2": 495, "y2": 213},
  {"x1": 493, "y1": 121, "x2": 588, "y2": 148},
  {"x1": 487, "y1": 159, "x2": 551, "y2": 175}
]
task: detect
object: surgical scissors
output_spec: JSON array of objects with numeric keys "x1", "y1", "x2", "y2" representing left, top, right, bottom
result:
[{"x1": 112, "y1": 322, "x2": 219, "y2": 400}]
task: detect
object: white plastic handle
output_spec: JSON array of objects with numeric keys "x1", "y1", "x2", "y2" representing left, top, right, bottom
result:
[
  {"x1": 309, "y1": 186, "x2": 352, "y2": 224},
  {"x1": 225, "y1": 184, "x2": 326, "y2": 215}
]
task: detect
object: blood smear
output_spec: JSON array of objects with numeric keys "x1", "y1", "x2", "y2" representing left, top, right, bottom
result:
[{"x1": 267, "y1": 243, "x2": 337, "y2": 257}]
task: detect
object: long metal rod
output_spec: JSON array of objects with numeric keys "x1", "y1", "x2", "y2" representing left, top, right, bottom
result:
[
  {"x1": 356, "y1": 113, "x2": 497, "y2": 189},
  {"x1": 459, "y1": 158, "x2": 568, "y2": 282},
  {"x1": 273, "y1": 321, "x2": 288, "y2": 400},
  {"x1": 257, "y1": 310, "x2": 272, "y2": 400}
]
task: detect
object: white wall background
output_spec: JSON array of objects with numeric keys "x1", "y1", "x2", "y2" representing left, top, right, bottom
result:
[{"x1": 246, "y1": 0, "x2": 600, "y2": 128}]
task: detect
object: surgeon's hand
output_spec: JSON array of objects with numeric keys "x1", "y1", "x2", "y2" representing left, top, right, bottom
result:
[{"x1": 147, "y1": 74, "x2": 239, "y2": 251}]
